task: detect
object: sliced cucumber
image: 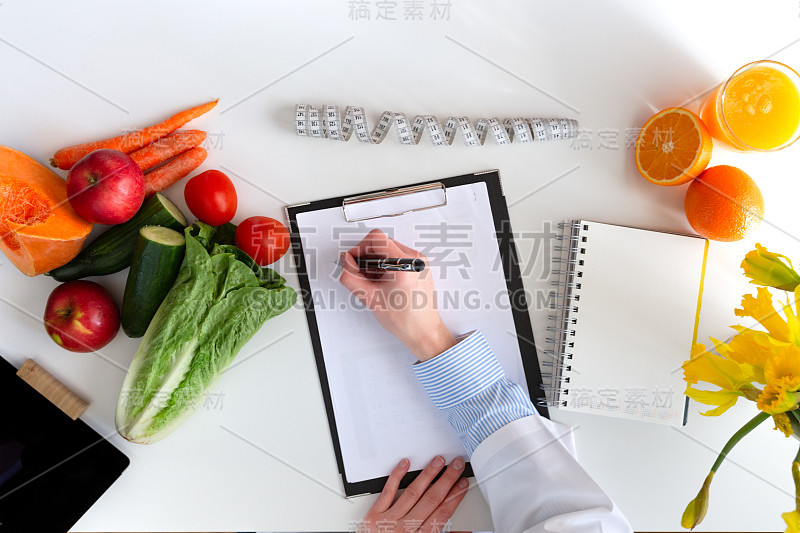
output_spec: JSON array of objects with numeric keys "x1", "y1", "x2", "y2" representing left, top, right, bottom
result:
[
  {"x1": 121, "y1": 226, "x2": 186, "y2": 338},
  {"x1": 47, "y1": 194, "x2": 186, "y2": 282}
]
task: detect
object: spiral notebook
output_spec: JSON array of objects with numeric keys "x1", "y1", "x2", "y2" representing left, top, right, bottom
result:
[{"x1": 543, "y1": 220, "x2": 709, "y2": 426}]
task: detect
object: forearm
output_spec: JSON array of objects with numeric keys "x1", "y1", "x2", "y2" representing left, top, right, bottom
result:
[{"x1": 412, "y1": 331, "x2": 536, "y2": 456}]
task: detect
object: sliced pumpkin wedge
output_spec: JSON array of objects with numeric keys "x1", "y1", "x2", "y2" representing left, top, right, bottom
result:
[{"x1": 0, "y1": 146, "x2": 93, "y2": 276}]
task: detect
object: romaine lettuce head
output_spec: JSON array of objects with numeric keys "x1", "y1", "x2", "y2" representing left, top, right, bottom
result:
[{"x1": 115, "y1": 224, "x2": 296, "y2": 444}]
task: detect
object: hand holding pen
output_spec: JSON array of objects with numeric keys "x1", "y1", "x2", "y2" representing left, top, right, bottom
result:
[{"x1": 339, "y1": 229, "x2": 456, "y2": 361}]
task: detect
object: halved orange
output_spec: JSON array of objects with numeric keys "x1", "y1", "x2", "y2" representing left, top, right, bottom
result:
[
  {"x1": 0, "y1": 146, "x2": 93, "y2": 276},
  {"x1": 635, "y1": 107, "x2": 713, "y2": 186}
]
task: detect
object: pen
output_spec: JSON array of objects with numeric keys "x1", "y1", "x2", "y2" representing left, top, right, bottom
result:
[{"x1": 356, "y1": 257, "x2": 426, "y2": 272}]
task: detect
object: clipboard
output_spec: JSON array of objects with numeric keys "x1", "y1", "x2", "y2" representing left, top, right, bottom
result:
[{"x1": 285, "y1": 169, "x2": 547, "y2": 497}]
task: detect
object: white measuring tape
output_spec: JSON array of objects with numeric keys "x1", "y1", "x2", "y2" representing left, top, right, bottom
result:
[{"x1": 296, "y1": 104, "x2": 578, "y2": 146}]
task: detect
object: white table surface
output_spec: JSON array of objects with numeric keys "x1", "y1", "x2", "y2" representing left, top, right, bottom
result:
[{"x1": 2, "y1": 1, "x2": 800, "y2": 531}]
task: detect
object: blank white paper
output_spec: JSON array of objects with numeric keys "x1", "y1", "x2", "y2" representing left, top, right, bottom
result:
[{"x1": 559, "y1": 221, "x2": 707, "y2": 425}]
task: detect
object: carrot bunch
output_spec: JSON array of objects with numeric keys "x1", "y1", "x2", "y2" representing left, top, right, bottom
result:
[{"x1": 51, "y1": 99, "x2": 217, "y2": 196}]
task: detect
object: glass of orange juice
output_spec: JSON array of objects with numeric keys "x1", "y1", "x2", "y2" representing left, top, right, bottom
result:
[{"x1": 701, "y1": 60, "x2": 800, "y2": 151}]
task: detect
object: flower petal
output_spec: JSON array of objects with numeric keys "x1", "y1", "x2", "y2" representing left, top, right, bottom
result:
[
  {"x1": 757, "y1": 384, "x2": 799, "y2": 414},
  {"x1": 720, "y1": 328, "x2": 775, "y2": 383},
  {"x1": 784, "y1": 291, "x2": 800, "y2": 345},
  {"x1": 765, "y1": 345, "x2": 800, "y2": 387},
  {"x1": 683, "y1": 342, "x2": 755, "y2": 390},
  {"x1": 685, "y1": 386, "x2": 741, "y2": 416},
  {"x1": 783, "y1": 509, "x2": 800, "y2": 533},
  {"x1": 735, "y1": 287, "x2": 790, "y2": 342},
  {"x1": 773, "y1": 412, "x2": 794, "y2": 437}
]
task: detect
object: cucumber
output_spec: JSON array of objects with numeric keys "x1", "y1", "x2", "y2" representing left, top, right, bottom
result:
[
  {"x1": 47, "y1": 194, "x2": 186, "y2": 282},
  {"x1": 121, "y1": 226, "x2": 186, "y2": 338}
]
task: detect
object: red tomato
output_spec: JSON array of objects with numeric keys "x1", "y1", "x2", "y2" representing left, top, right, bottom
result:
[
  {"x1": 235, "y1": 216, "x2": 290, "y2": 266},
  {"x1": 184, "y1": 170, "x2": 238, "y2": 226}
]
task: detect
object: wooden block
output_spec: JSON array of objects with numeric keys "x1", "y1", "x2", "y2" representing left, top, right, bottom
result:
[{"x1": 16, "y1": 359, "x2": 88, "y2": 420}]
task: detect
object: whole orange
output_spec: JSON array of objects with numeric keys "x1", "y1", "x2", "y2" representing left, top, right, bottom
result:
[{"x1": 684, "y1": 165, "x2": 764, "y2": 242}]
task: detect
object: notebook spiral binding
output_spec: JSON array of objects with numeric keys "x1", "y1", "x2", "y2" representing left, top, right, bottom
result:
[{"x1": 538, "y1": 220, "x2": 587, "y2": 408}]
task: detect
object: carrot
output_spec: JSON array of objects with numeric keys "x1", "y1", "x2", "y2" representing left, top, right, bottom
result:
[
  {"x1": 144, "y1": 146, "x2": 207, "y2": 197},
  {"x1": 129, "y1": 130, "x2": 207, "y2": 171},
  {"x1": 51, "y1": 99, "x2": 218, "y2": 170}
]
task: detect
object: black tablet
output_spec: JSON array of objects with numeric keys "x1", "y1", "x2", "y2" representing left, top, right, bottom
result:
[{"x1": 0, "y1": 356, "x2": 129, "y2": 533}]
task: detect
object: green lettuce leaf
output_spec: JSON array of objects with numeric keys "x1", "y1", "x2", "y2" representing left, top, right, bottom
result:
[
  {"x1": 190, "y1": 221, "x2": 287, "y2": 289},
  {"x1": 115, "y1": 224, "x2": 297, "y2": 444},
  {"x1": 211, "y1": 244, "x2": 287, "y2": 289},
  {"x1": 188, "y1": 221, "x2": 238, "y2": 250}
]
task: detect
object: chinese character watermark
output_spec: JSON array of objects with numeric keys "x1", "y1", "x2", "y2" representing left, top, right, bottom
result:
[
  {"x1": 119, "y1": 389, "x2": 225, "y2": 411},
  {"x1": 569, "y1": 127, "x2": 644, "y2": 150},
  {"x1": 568, "y1": 386, "x2": 677, "y2": 420},
  {"x1": 348, "y1": 0, "x2": 452, "y2": 21},
  {"x1": 204, "y1": 130, "x2": 225, "y2": 151}
]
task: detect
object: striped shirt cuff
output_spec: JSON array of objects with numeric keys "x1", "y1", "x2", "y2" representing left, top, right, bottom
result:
[
  {"x1": 413, "y1": 331, "x2": 504, "y2": 409},
  {"x1": 413, "y1": 330, "x2": 537, "y2": 456},
  {"x1": 445, "y1": 380, "x2": 536, "y2": 455}
]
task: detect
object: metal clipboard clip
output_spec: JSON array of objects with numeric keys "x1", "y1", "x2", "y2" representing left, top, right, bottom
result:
[{"x1": 342, "y1": 182, "x2": 447, "y2": 223}]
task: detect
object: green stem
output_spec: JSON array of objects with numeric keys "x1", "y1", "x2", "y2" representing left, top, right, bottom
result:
[
  {"x1": 790, "y1": 410, "x2": 800, "y2": 459},
  {"x1": 789, "y1": 410, "x2": 800, "y2": 512},
  {"x1": 786, "y1": 409, "x2": 800, "y2": 511},
  {"x1": 794, "y1": 458, "x2": 800, "y2": 512},
  {"x1": 711, "y1": 411, "x2": 770, "y2": 473}
]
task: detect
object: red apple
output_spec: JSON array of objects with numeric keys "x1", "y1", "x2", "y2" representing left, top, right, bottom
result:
[
  {"x1": 44, "y1": 280, "x2": 120, "y2": 353},
  {"x1": 66, "y1": 149, "x2": 145, "y2": 225}
]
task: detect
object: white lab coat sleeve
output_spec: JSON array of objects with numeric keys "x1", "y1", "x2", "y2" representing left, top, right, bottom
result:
[
  {"x1": 470, "y1": 414, "x2": 633, "y2": 533},
  {"x1": 412, "y1": 330, "x2": 632, "y2": 533}
]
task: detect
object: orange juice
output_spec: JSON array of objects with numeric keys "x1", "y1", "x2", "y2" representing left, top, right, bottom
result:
[{"x1": 701, "y1": 60, "x2": 800, "y2": 151}]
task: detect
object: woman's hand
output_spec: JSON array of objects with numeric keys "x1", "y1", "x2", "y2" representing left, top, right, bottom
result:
[
  {"x1": 339, "y1": 229, "x2": 457, "y2": 361},
  {"x1": 357, "y1": 456, "x2": 469, "y2": 533}
]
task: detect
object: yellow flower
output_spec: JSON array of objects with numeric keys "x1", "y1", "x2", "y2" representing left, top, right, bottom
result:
[
  {"x1": 720, "y1": 327, "x2": 782, "y2": 383},
  {"x1": 784, "y1": 510, "x2": 800, "y2": 533},
  {"x1": 754, "y1": 348, "x2": 800, "y2": 415},
  {"x1": 783, "y1": 287, "x2": 800, "y2": 345},
  {"x1": 742, "y1": 244, "x2": 800, "y2": 292},
  {"x1": 683, "y1": 343, "x2": 759, "y2": 416},
  {"x1": 735, "y1": 287, "x2": 791, "y2": 342},
  {"x1": 773, "y1": 413, "x2": 795, "y2": 437},
  {"x1": 758, "y1": 385, "x2": 799, "y2": 415},
  {"x1": 765, "y1": 347, "x2": 800, "y2": 390},
  {"x1": 684, "y1": 388, "x2": 743, "y2": 416},
  {"x1": 684, "y1": 343, "x2": 756, "y2": 388},
  {"x1": 682, "y1": 472, "x2": 713, "y2": 530}
]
